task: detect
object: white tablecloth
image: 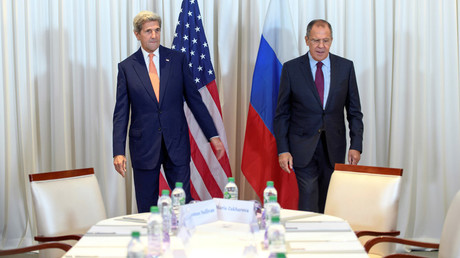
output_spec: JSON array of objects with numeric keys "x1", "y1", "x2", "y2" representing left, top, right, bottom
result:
[{"x1": 63, "y1": 209, "x2": 368, "y2": 258}]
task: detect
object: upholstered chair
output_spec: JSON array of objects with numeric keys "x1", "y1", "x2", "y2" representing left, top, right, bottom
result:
[
  {"x1": 29, "y1": 168, "x2": 107, "y2": 257},
  {"x1": 325, "y1": 164, "x2": 403, "y2": 257},
  {"x1": 365, "y1": 190, "x2": 460, "y2": 258}
]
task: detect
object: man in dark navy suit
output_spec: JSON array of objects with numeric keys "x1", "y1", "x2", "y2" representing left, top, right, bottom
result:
[
  {"x1": 274, "y1": 19, "x2": 364, "y2": 213},
  {"x1": 113, "y1": 11, "x2": 224, "y2": 213}
]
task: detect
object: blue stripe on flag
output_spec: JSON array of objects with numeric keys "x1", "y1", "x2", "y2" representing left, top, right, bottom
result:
[{"x1": 250, "y1": 35, "x2": 283, "y2": 135}]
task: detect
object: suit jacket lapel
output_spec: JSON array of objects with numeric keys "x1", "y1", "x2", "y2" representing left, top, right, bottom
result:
[
  {"x1": 301, "y1": 53, "x2": 323, "y2": 107},
  {"x1": 159, "y1": 46, "x2": 172, "y2": 106},
  {"x1": 132, "y1": 48, "x2": 158, "y2": 105}
]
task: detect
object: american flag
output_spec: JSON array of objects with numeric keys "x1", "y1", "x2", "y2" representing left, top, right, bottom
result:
[{"x1": 169, "y1": 0, "x2": 232, "y2": 200}]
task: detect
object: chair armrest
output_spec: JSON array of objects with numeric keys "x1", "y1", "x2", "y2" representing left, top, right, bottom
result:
[
  {"x1": 385, "y1": 254, "x2": 430, "y2": 258},
  {"x1": 35, "y1": 234, "x2": 82, "y2": 242},
  {"x1": 364, "y1": 236, "x2": 439, "y2": 253},
  {"x1": 355, "y1": 230, "x2": 400, "y2": 238},
  {"x1": 0, "y1": 242, "x2": 72, "y2": 256}
]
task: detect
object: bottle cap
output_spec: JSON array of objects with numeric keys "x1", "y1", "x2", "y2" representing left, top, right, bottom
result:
[
  {"x1": 175, "y1": 182, "x2": 183, "y2": 188},
  {"x1": 267, "y1": 181, "x2": 274, "y2": 187},
  {"x1": 228, "y1": 177, "x2": 235, "y2": 183},
  {"x1": 271, "y1": 215, "x2": 280, "y2": 223},
  {"x1": 150, "y1": 206, "x2": 159, "y2": 213},
  {"x1": 161, "y1": 189, "x2": 170, "y2": 195},
  {"x1": 269, "y1": 195, "x2": 277, "y2": 202},
  {"x1": 131, "y1": 231, "x2": 140, "y2": 237}
]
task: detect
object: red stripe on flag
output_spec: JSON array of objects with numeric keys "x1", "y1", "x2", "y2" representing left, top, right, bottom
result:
[
  {"x1": 206, "y1": 80, "x2": 223, "y2": 116},
  {"x1": 210, "y1": 143, "x2": 232, "y2": 178},
  {"x1": 242, "y1": 104, "x2": 298, "y2": 209},
  {"x1": 190, "y1": 182, "x2": 199, "y2": 201},
  {"x1": 159, "y1": 171, "x2": 171, "y2": 192},
  {"x1": 205, "y1": 81, "x2": 232, "y2": 178},
  {"x1": 189, "y1": 130, "x2": 224, "y2": 198}
]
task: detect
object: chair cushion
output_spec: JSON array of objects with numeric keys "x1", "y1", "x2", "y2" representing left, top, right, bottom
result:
[
  {"x1": 324, "y1": 170, "x2": 402, "y2": 256},
  {"x1": 31, "y1": 174, "x2": 107, "y2": 236},
  {"x1": 439, "y1": 190, "x2": 460, "y2": 258},
  {"x1": 325, "y1": 170, "x2": 401, "y2": 231}
]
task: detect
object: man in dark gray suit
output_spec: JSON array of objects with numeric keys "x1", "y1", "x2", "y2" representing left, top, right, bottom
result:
[{"x1": 274, "y1": 19, "x2": 363, "y2": 213}]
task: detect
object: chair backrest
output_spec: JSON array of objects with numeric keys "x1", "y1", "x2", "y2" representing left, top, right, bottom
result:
[
  {"x1": 324, "y1": 163, "x2": 403, "y2": 257},
  {"x1": 439, "y1": 190, "x2": 460, "y2": 258},
  {"x1": 29, "y1": 168, "x2": 107, "y2": 237}
]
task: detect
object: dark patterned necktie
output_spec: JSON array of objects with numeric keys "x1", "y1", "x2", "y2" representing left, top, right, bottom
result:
[{"x1": 315, "y1": 62, "x2": 324, "y2": 105}]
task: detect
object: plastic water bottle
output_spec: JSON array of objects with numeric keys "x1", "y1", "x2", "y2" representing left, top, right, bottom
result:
[
  {"x1": 158, "y1": 189, "x2": 172, "y2": 250},
  {"x1": 171, "y1": 182, "x2": 186, "y2": 233},
  {"x1": 264, "y1": 195, "x2": 281, "y2": 248},
  {"x1": 268, "y1": 215, "x2": 286, "y2": 257},
  {"x1": 147, "y1": 206, "x2": 162, "y2": 257},
  {"x1": 265, "y1": 195, "x2": 281, "y2": 227},
  {"x1": 127, "y1": 231, "x2": 145, "y2": 258},
  {"x1": 223, "y1": 177, "x2": 238, "y2": 200},
  {"x1": 263, "y1": 181, "x2": 278, "y2": 206},
  {"x1": 262, "y1": 181, "x2": 278, "y2": 229}
]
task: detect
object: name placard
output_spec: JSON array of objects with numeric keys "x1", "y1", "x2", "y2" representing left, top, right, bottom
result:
[
  {"x1": 179, "y1": 199, "x2": 218, "y2": 228},
  {"x1": 179, "y1": 198, "x2": 257, "y2": 228},
  {"x1": 214, "y1": 198, "x2": 256, "y2": 224}
]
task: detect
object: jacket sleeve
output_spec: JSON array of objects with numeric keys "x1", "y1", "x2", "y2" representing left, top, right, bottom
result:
[
  {"x1": 274, "y1": 63, "x2": 292, "y2": 154},
  {"x1": 345, "y1": 62, "x2": 364, "y2": 153},
  {"x1": 112, "y1": 62, "x2": 130, "y2": 157},
  {"x1": 180, "y1": 53, "x2": 219, "y2": 141}
]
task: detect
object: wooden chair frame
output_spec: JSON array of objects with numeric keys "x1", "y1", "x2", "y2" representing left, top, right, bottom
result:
[
  {"x1": 0, "y1": 242, "x2": 72, "y2": 256},
  {"x1": 29, "y1": 167, "x2": 94, "y2": 182},
  {"x1": 334, "y1": 163, "x2": 403, "y2": 177},
  {"x1": 364, "y1": 236, "x2": 439, "y2": 257}
]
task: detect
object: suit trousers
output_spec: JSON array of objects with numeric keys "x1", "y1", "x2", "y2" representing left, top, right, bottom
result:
[
  {"x1": 294, "y1": 132, "x2": 334, "y2": 213},
  {"x1": 133, "y1": 137, "x2": 192, "y2": 213}
]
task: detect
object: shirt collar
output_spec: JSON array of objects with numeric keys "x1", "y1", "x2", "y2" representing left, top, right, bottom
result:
[{"x1": 141, "y1": 47, "x2": 160, "y2": 60}]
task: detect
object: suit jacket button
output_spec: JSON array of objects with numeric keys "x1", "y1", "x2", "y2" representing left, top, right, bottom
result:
[
  {"x1": 158, "y1": 128, "x2": 161, "y2": 131},
  {"x1": 318, "y1": 129, "x2": 322, "y2": 133}
]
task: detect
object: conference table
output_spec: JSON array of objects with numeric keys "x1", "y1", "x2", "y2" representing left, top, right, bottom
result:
[{"x1": 63, "y1": 207, "x2": 368, "y2": 257}]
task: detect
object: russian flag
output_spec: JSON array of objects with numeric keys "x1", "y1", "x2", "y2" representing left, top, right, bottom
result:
[{"x1": 241, "y1": 0, "x2": 300, "y2": 209}]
